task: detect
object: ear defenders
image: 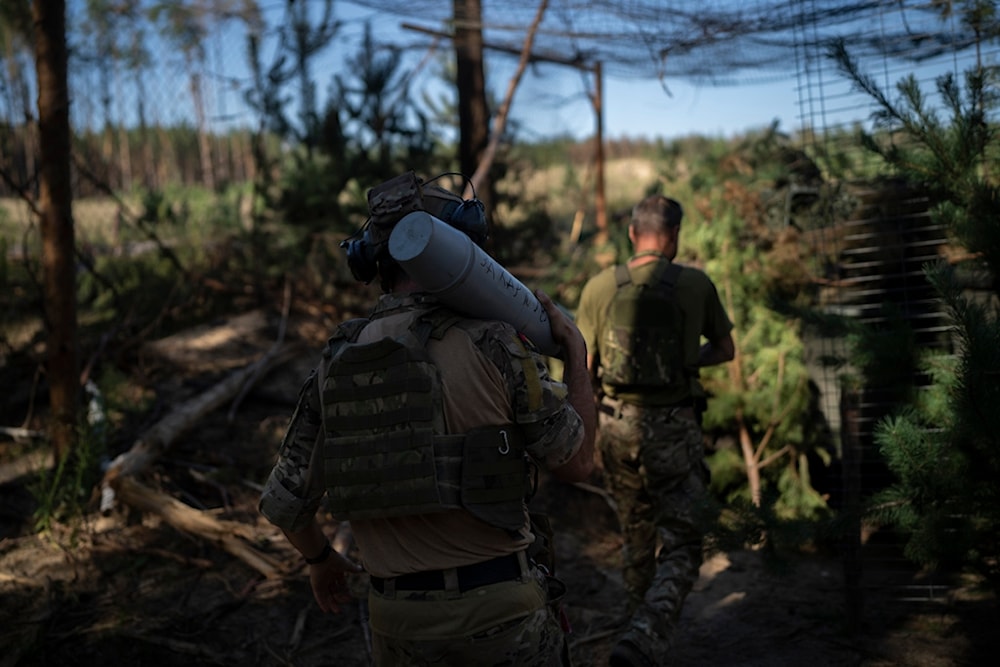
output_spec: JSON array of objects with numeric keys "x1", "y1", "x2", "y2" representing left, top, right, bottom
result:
[
  {"x1": 430, "y1": 197, "x2": 488, "y2": 247},
  {"x1": 341, "y1": 173, "x2": 488, "y2": 284},
  {"x1": 342, "y1": 227, "x2": 382, "y2": 284}
]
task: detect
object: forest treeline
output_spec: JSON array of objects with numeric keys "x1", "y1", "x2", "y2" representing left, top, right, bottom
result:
[{"x1": 0, "y1": 120, "x2": 694, "y2": 201}]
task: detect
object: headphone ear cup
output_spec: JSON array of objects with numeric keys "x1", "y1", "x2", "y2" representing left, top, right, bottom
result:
[
  {"x1": 453, "y1": 199, "x2": 488, "y2": 246},
  {"x1": 342, "y1": 238, "x2": 379, "y2": 284}
]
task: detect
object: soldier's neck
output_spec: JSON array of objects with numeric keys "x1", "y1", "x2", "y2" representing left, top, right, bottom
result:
[{"x1": 628, "y1": 249, "x2": 670, "y2": 267}]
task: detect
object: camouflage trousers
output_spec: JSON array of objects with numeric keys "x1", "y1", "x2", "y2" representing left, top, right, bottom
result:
[
  {"x1": 368, "y1": 565, "x2": 569, "y2": 666},
  {"x1": 598, "y1": 402, "x2": 708, "y2": 662}
]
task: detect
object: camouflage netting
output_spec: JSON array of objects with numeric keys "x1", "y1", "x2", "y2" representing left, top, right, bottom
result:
[{"x1": 350, "y1": 0, "x2": 990, "y2": 85}]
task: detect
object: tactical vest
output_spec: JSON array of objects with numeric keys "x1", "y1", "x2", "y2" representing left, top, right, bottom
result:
[
  {"x1": 319, "y1": 309, "x2": 530, "y2": 532},
  {"x1": 599, "y1": 262, "x2": 688, "y2": 390}
]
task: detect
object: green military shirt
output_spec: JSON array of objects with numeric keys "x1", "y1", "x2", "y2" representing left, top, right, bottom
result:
[{"x1": 576, "y1": 257, "x2": 733, "y2": 406}]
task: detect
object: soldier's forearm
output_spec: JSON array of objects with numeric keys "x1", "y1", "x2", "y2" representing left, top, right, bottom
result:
[
  {"x1": 282, "y1": 521, "x2": 329, "y2": 562},
  {"x1": 553, "y1": 335, "x2": 597, "y2": 483}
]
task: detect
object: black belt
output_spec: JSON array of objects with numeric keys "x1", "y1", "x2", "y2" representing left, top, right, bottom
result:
[{"x1": 370, "y1": 553, "x2": 524, "y2": 594}]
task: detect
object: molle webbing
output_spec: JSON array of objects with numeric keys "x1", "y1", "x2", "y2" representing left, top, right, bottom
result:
[
  {"x1": 322, "y1": 328, "x2": 452, "y2": 519},
  {"x1": 324, "y1": 431, "x2": 465, "y2": 518},
  {"x1": 320, "y1": 310, "x2": 529, "y2": 530},
  {"x1": 322, "y1": 339, "x2": 436, "y2": 431}
]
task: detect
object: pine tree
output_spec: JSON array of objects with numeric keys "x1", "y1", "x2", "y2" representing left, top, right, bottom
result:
[
  {"x1": 831, "y1": 0, "x2": 1000, "y2": 596},
  {"x1": 692, "y1": 183, "x2": 831, "y2": 526}
]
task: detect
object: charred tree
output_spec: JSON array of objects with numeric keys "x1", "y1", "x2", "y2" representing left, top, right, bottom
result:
[
  {"x1": 32, "y1": 0, "x2": 79, "y2": 459},
  {"x1": 452, "y1": 0, "x2": 491, "y2": 213}
]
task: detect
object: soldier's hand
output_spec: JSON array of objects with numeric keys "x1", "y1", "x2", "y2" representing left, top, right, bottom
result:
[
  {"x1": 535, "y1": 289, "x2": 584, "y2": 354},
  {"x1": 309, "y1": 548, "x2": 364, "y2": 614}
]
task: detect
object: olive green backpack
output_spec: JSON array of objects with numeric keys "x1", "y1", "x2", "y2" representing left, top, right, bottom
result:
[{"x1": 599, "y1": 262, "x2": 687, "y2": 390}]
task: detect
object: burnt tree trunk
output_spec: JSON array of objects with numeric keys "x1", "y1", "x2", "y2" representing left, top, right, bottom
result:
[
  {"x1": 453, "y1": 0, "x2": 491, "y2": 213},
  {"x1": 32, "y1": 0, "x2": 79, "y2": 460}
]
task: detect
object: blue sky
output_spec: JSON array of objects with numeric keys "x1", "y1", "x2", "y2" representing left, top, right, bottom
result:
[{"x1": 505, "y1": 69, "x2": 805, "y2": 141}]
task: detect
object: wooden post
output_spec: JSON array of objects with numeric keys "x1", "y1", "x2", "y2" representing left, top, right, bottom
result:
[{"x1": 593, "y1": 61, "x2": 607, "y2": 246}]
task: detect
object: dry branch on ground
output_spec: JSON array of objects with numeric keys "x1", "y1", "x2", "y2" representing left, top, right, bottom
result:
[{"x1": 96, "y1": 309, "x2": 302, "y2": 576}]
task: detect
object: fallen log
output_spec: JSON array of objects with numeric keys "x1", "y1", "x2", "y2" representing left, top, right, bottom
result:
[
  {"x1": 0, "y1": 426, "x2": 48, "y2": 443},
  {"x1": 98, "y1": 335, "x2": 301, "y2": 578},
  {"x1": 101, "y1": 340, "x2": 300, "y2": 490},
  {"x1": 113, "y1": 475, "x2": 286, "y2": 578}
]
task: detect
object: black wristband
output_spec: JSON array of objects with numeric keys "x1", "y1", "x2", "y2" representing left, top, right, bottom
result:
[{"x1": 304, "y1": 542, "x2": 332, "y2": 565}]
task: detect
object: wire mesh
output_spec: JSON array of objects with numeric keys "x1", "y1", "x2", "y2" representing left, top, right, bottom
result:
[{"x1": 790, "y1": 0, "x2": 999, "y2": 623}]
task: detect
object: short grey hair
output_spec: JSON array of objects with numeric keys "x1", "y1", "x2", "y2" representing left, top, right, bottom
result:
[{"x1": 631, "y1": 195, "x2": 684, "y2": 234}]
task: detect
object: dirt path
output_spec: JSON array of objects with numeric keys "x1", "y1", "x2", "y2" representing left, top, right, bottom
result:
[{"x1": 3, "y1": 475, "x2": 994, "y2": 667}]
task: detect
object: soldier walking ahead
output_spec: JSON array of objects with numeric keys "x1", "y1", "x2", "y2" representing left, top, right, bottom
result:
[{"x1": 576, "y1": 194, "x2": 735, "y2": 667}]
